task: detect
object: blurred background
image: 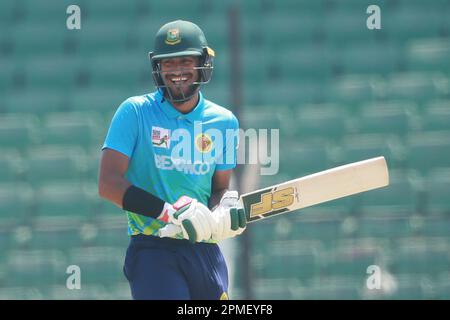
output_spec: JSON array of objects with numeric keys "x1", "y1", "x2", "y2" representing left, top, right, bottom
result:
[{"x1": 0, "y1": 0, "x2": 449, "y2": 299}]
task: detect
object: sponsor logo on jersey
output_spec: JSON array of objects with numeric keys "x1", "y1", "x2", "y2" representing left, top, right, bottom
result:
[
  {"x1": 195, "y1": 133, "x2": 213, "y2": 153},
  {"x1": 155, "y1": 154, "x2": 211, "y2": 175},
  {"x1": 152, "y1": 126, "x2": 171, "y2": 148}
]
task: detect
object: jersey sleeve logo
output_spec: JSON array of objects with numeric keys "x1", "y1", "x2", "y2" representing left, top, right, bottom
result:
[{"x1": 152, "y1": 126, "x2": 171, "y2": 148}]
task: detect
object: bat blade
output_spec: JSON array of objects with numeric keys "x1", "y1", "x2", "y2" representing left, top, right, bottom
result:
[{"x1": 239, "y1": 156, "x2": 389, "y2": 223}]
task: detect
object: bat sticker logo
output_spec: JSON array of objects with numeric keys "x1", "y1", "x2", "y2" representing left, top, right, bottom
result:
[{"x1": 249, "y1": 187, "x2": 296, "y2": 218}]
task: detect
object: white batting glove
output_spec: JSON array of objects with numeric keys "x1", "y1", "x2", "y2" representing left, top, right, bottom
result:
[
  {"x1": 210, "y1": 191, "x2": 247, "y2": 242},
  {"x1": 158, "y1": 196, "x2": 215, "y2": 243}
]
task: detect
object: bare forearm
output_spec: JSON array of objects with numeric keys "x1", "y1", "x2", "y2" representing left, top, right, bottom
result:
[
  {"x1": 208, "y1": 188, "x2": 228, "y2": 210},
  {"x1": 98, "y1": 175, "x2": 131, "y2": 208}
]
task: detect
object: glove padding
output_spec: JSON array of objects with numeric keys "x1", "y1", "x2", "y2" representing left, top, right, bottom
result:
[
  {"x1": 210, "y1": 191, "x2": 247, "y2": 242},
  {"x1": 158, "y1": 196, "x2": 214, "y2": 243}
]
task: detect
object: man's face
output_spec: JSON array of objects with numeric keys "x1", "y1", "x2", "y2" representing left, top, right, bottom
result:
[{"x1": 160, "y1": 56, "x2": 200, "y2": 101}]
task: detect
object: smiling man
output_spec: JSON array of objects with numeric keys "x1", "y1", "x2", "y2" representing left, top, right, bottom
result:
[{"x1": 98, "y1": 20, "x2": 247, "y2": 300}]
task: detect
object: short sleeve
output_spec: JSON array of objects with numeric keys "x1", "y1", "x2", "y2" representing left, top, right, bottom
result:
[
  {"x1": 215, "y1": 113, "x2": 239, "y2": 171},
  {"x1": 102, "y1": 99, "x2": 139, "y2": 158}
]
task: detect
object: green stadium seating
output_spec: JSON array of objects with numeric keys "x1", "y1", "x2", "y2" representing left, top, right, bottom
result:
[
  {"x1": 262, "y1": 13, "x2": 322, "y2": 48},
  {"x1": 357, "y1": 171, "x2": 417, "y2": 215},
  {"x1": 69, "y1": 87, "x2": 129, "y2": 114},
  {"x1": 266, "y1": 0, "x2": 325, "y2": 14},
  {"x1": 356, "y1": 102, "x2": 413, "y2": 136},
  {"x1": 74, "y1": 21, "x2": 133, "y2": 55},
  {"x1": 261, "y1": 81, "x2": 324, "y2": 106},
  {"x1": 406, "y1": 38, "x2": 450, "y2": 72},
  {"x1": 11, "y1": 23, "x2": 66, "y2": 57},
  {"x1": 338, "y1": 134, "x2": 402, "y2": 169},
  {"x1": 29, "y1": 226, "x2": 82, "y2": 251},
  {"x1": 0, "y1": 287, "x2": 45, "y2": 300},
  {"x1": 323, "y1": 11, "x2": 370, "y2": 45},
  {"x1": 425, "y1": 169, "x2": 450, "y2": 214},
  {"x1": 33, "y1": 182, "x2": 97, "y2": 224},
  {"x1": 4, "y1": 90, "x2": 64, "y2": 115},
  {"x1": 241, "y1": 48, "x2": 271, "y2": 86},
  {"x1": 40, "y1": 112, "x2": 104, "y2": 149},
  {"x1": 94, "y1": 226, "x2": 129, "y2": 248},
  {"x1": 201, "y1": 83, "x2": 231, "y2": 108},
  {"x1": 422, "y1": 100, "x2": 450, "y2": 131},
  {"x1": 276, "y1": 45, "x2": 334, "y2": 81},
  {"x1": 84, "y1": 0, "x2": 138, "y2": 20},
  {"x1": 199, "y1": 15, "x2": 228, "y2": 52},
  {"x1": 239, "y1": 105, "x2": 291, "y2": 130},
  {"x1": 25, "y1": 146, "x2": 87, "y2": 185},
  {"x1": 357, "y1": 216, "x2": 413, "y2": 238},
  {"x1": 436, "y1": 276, "x2": 450, "y2": 299},
  {"x1": 338, "y1": 42, "x2": 401, "y2": 75},
  {"x1": 146, "y1": 0, "x2": 205, "y2": 20},
  {"x1": 5, "y1": 249, "x2": 67, "y2": 286},
  {"x1": 0, "y1": 230, "x2": 12, "y2": 254},
  {"x1": 420, "y1": 215, "x2": 450, "y2": 237},
  {"x1": 0, "y1": 114, "x2": 39, "y2": 149},
  {"x1": 328, "y1": 74, "x2": 384, "y2": 107},
  {"x1": 407, "y1": 131, "x2": 450, "y2": 172},
  {"x1": 86, "y1": 53, "x2": 147, "y2": 89},
  {"x1": 253, "y1": 243, "x2": 319, "y2": 280},
  {"x1": 0, "y1": 0, "x2": 16, "y2": 25},
  {"x1": 20, "y1": 0, "x2": 82, "y2": 22},
  {"x1": 384, "y1": 7, "x2": 445, "y2": 42},
  {"x1": 68, "y1": 247, "x2": 125, "y2": 285},
  {"x1": 0, "y1": 183, "x2": 34, "y2": 226},
  {"x1": 323, "y1": 245, "x2": 378, "y2": 277},
  {"x1": 389, "y1": 275, "x2": 428, "y2": 300},
  {"x1": 253, "y1": 279, "x2": 298, "y2": 299},
  {"x1": 47, "y1": 284, "x2": 112, "y2": 300},
  {"x1": 0, "y1": 151, "x2": 23, "y2": 182},
  {"x1": 280, "y1": 141, "x2": 330, "y2": 177},
  {"x1": 293, "y1": 104, "x2": 348, "y2": 140},
  {"x1": 301, "y1": 277, "x2": 361, "y2": 300},
  {"x1": 387, "y1": 73, "x2": 444, "y2": 103},
  {"x1": 391, "y1": 244, "x2": 450, "y2": 276},
  {"x1": 290, "y1": 216, "x2": 343, "y2": 241},
  {"x1": 0, "y1": 60, "x2": 16, "y2": 93},
  {"x1": 24, "y1": 55, "x2": 81, "y2": 90}
]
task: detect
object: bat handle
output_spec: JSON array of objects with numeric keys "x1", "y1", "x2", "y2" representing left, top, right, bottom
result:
[{"x1": 158, "y1": 224, "x2": 183, "y2": 238}]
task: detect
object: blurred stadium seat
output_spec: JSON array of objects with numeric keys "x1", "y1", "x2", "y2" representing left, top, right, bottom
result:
[
  {"x1": 40, "y1": 112, "x2": 104, "y2": 149},
  {"x1": 24, "y1": 146, "x2": 87, "y2": 185},
  {"x1": 4, "y1": 90, "x2": 65, "y2": 116},
  {"x1": 0, "y1": 114, "x2": 39, "y2": 150},
  {"x1": 407, "y1": 131, "x2": 450, "y2": 172},
  {"x1": 0, "y1": 183, "x2": 33, "y2": 228},
  {"x1": 425, "y1": 169, "x2": 450, "y2": 215}
]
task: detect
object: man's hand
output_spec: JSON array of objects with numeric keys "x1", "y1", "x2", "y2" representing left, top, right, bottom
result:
[
  {"x1": 210, "y1": 191, "x2": 247, "y2": 242},
  {"x1": 158, "y1": 196, "x2": 215, "y2": 243}
]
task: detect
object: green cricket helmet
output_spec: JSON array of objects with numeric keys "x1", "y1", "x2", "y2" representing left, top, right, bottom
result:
[{"x1": 149, "y1": 20, "x2": 215, "y2": 102}]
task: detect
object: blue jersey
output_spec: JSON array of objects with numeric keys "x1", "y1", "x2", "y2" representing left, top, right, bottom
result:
[{"x1": 102, "y1": 90, "x2": 239, "y2": 237}]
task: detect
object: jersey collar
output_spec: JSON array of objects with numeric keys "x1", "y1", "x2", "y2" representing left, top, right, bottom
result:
[{"x1": 156, "y1": 89, "x2": 205, "y2": 123}]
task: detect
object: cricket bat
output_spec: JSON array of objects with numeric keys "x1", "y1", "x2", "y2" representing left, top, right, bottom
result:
[
  {"x1": 158, "y1": 156, "x2": 389, "y2": 237},
  {"x1": 240, "y1": 156, "x2": 389, "y2": 223}
]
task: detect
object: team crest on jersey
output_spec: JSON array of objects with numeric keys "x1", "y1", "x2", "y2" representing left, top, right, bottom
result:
[
  {"x1": 165, "y1": 28, "x2": 181, "y2": 45},
  {"x1": 152, "y1": 126, "x2": 171, "y2": 149},
  {"x1": 195, "y1": 133, "x2": 213, "y2": 153}
]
